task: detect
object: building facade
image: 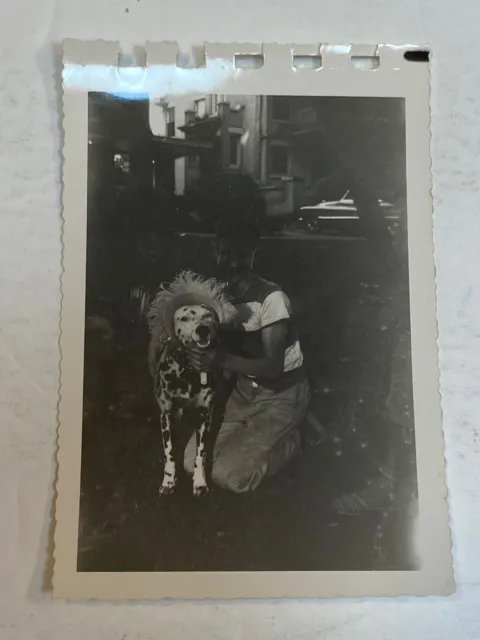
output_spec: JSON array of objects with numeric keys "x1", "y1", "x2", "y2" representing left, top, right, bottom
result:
[{"x1": 153, "y1": 94, "x2": 406, "y2": 217}]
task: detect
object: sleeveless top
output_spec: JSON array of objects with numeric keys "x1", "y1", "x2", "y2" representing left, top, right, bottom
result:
[{"x1": 220, "y1": 275, "x2": 304, "y2": 377}]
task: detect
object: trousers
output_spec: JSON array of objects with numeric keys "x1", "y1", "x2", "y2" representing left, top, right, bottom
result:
[{"x1": 184, "y1": 373, "x2": 310, "y2": 493}]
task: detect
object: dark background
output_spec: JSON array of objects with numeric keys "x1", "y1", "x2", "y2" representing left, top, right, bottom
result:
[{"x1": 78, "y1": 93, "x2": 417, "y2": 572}]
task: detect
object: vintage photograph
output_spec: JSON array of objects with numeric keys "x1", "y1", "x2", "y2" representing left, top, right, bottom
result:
[{"x1": 77, "y1": 90, "x2": 419, "y2": 573}]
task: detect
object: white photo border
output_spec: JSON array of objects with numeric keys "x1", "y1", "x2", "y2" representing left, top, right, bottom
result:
[{"x1": 54, "y1": 39, "x2": 453, "y2": 599}]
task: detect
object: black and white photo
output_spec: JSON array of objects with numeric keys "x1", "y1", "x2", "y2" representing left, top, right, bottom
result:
[{"x1": 54, "y1": 41, "x2": 453, "y2": 599}]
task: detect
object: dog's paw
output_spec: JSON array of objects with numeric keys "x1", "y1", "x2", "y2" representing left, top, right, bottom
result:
[
  {"x1": 159, "y1": 481, "x2": 176, "y2": 496},
  {"x1": 193, "y1": 484, "x2": 210, "y2": 498}
]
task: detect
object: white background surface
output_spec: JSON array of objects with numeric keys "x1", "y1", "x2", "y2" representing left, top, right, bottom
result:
[{"x1": 1, "y1": 0, "x2": 479, "y2": 638}]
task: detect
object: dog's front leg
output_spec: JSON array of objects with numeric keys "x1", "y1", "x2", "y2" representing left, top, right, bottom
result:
[
  {"x1": 192, "y1": 407, "x2": 212, "y2": 497},
  {"x1": 160, "y1": 409, "x2": 177, "y2": 494}
]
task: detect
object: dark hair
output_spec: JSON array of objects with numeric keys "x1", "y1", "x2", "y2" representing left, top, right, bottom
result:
[{"x1": 190, "y1": 172, "x2": 266, "y2": 236}]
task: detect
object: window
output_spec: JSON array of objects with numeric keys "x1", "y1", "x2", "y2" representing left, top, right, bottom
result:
[
  {"x1": 211, "y1": 94, "x2": 219, "y2": 115},
  {"x1": 166, "y1": 107, "x2": 175, "y2": 137},
  {"x1": 295, "y1": 107, "x2": 317, "y2": 124},
  {"x1": 270, "y1": 145, "x2": 289, "y2": 175},
  {"x1": 271, "y1": 98, "x2": 291, "y2": 121},
  {"x1": 194, "y1": 98, "x2": 206, "y2": 118},
  {"x1": 228, "y1": 133, "x2": 242, "y2": 168},
  {"x1": 187, "y1": 155, "x2": 199, "y2": 167}
]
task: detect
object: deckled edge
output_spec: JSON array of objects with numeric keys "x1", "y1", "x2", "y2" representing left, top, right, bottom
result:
[
  {"x1": 428, "y1": 47, "x2": 458, "y2": 584},
  {"x1": 53, "y1": 38, "x2": 122, "y2": 597},
  {"x1": 413, "y1": 45, "x2": 455, "y2": 593},
  {"x1": 52, "y1": 39, "x2": 68, "y2": 601},
  {"x1": 53, "y1": 39, "x2": 454, "y2": 601}
]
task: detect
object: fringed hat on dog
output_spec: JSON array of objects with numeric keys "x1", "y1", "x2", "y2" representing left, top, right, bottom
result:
[{"x1": 147, "y1": 270, "x2": 238, "y2": 343}]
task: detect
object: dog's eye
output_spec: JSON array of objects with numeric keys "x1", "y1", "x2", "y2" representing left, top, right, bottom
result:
[{"x1": 180, "y1": 316, "x2": 188, "y2": 322}]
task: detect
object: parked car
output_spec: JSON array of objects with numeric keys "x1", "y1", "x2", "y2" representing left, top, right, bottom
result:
[{"x1": 280, "y1": 193, "x2": 402, "y2": 238}]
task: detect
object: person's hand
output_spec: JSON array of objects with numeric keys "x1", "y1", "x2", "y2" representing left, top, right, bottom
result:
[{"x1": 186, "y1": 346, "x2": 224, "y2": 372}]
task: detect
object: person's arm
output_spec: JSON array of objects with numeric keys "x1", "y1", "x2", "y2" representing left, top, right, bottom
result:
[
  {"x1": 187, "y1": 290, "x2": 291, "y2": 377},
  {"x1": 186, "y1": 321, "x2": 288, "y2": 378},
  {"x1": 221, "y1": 321, "x2": 287, "y2": 379}
]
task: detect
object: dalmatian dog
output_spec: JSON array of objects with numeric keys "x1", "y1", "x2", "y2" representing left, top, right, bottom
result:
[{"x1": 147, "y1": 271, "x2": 237, "y2": 496}]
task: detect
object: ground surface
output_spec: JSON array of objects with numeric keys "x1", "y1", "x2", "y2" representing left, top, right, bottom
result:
[{"x1": 78, "y1": 230, "x2": 417, "y2": 572}]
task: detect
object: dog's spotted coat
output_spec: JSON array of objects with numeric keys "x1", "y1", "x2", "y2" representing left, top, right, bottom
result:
[{"x1": 150, "y1": 304, "x2": 218, "y2": 496}]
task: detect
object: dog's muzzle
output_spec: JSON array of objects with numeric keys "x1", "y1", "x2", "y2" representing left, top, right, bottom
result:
[{"x1": 194, "y1": 324, "x2": 214, "y2": 349}]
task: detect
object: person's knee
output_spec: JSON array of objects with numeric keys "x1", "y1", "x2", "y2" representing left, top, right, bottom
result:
[
  {"x1": 211, "y1": 457, "x2": 264, "y2": 494},
  {"x1": 211, "y1": 429, "x2": 302, "y2": 493}
]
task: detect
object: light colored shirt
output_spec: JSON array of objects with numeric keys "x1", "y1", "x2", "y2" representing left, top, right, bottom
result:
[{"x1": 234, "y1": 278, "x2": 304, "y2": 373}]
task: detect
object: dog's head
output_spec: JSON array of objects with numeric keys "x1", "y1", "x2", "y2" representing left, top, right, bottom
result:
[
  {"x1": 173, "y1": 303, "x2": 219, "y2": 350},
  {"x1": 147, "y1": 271, "x2": 238, "y2": 360}
]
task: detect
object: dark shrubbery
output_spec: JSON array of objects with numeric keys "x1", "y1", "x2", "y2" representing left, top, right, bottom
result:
[{"x1": 183, "y1": 172, "x2": 267, "y2": 233}]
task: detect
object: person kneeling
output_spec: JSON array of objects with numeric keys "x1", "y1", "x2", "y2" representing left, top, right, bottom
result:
[{"x1": 184, "y1": 215, "x2": 310, "y2": 493}]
